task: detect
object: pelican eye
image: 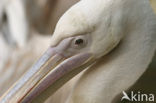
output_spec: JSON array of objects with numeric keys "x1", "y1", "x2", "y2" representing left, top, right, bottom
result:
[
  {"x1": 75, "y1": 39, "x2": 84, "y2": 45},
  {"x1": 71, "y1": 35, "x2": 88, "y2": 49}
]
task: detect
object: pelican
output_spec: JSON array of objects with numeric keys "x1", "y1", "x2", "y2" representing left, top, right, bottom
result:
[
  {"x1": 25, "y1": 0, "x2": 80, "y2": 34},
  {"x1": 0, "y1": 0, "x2": 29, "y2": 48},
  {"x1": 0, "y1": 0, "x2": 156, "y2": 103}
]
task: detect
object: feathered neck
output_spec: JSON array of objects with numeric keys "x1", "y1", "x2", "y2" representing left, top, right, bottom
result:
[{"x1": 67, "y1": 0, "x2": 156, "y2": 103}]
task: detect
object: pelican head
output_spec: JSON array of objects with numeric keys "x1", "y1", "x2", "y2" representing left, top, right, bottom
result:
[{"x1": 0, "y1": 0, "x2": 127, "y2": 103}]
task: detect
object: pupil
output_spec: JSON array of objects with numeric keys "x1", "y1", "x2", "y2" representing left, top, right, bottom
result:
[{"x1": 75, "y1": 39, "x2": 83, "y2": 45}]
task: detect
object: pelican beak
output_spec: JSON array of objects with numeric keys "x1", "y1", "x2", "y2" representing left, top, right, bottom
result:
[{"x1": 0, "y1": 38, "x2": 94, "y2": 103}]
